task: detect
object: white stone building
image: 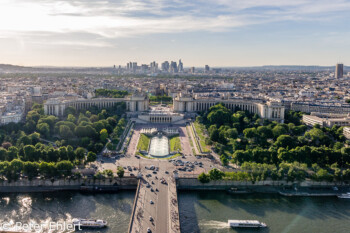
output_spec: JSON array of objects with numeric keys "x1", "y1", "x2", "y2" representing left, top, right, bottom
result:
[{"x1": 173, "y1": 93, "x2": 285, "y2": 122}]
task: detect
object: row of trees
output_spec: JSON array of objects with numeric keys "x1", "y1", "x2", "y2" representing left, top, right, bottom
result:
[
  {"x1": 198, "y1": 162, "x2": 350, "y2": 183},
  {"x1": 0, "y1": 141, "x2": 96, "y2": 163},
  {"x1": 0, "y1": 159, "x2": 74, "y2": 181},
  {"x1": 95, "y1": 89, "x2": 128, "y2": 98},
  {"x1": 149, "y1": 95, "x2": 172, "y2": 102}
]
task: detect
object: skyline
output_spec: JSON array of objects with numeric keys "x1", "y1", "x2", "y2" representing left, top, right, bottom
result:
[{"x1": 0, "y1": 0, "x2": 350, "y2": 67}]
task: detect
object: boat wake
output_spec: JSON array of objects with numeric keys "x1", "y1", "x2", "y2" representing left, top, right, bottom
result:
[{"x1": 199, "y1": 220, "x2": 228, "y2": 229}]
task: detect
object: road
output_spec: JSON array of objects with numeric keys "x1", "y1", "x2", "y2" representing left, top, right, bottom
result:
[{"x1": 129, "y1": 161, "x2": 177, "y2": 233}]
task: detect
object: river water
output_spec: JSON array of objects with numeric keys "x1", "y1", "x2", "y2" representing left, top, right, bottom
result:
[
  {"x1": 0, "y1": 191, "x2": 134, "y2": 233},
  {"x1": 178, "y1": 190, "x2": 350, "y2": 233},
  {"x1": 1, "y1": 190, "x2": 349, "y2": 233}
]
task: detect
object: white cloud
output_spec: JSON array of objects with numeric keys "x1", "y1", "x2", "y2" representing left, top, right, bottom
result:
[{"x1": 0, "y1": 0, "x2": 349, "y2": 47}]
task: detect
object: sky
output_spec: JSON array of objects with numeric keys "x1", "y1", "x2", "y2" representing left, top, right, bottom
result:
[{"x1": 0, "y1": 0, "x2": 349, "y2": 67}]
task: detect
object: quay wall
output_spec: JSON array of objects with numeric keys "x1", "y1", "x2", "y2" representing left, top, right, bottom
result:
[
  {"x1": 176, "y1": 178, "x2": 350, "y2": 191},
  {"x1": 0, "y1": 176, "x2": 349, "y2": 193},
  {"x1": 0, "y1": 177, "x2": 138, "y2": 193}
]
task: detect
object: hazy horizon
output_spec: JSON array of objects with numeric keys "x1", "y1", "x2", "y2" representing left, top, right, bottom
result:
[{"x1": 1, "y1": 0, "x2": 349, "y2": 67}]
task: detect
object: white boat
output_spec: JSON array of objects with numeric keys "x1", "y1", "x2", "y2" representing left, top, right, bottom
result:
[
  {"x1": 72, "y1": 218, "x2": 107, "y2": 228},
  {"x1": 337, "y1": 192, "x2": 350, "y2": 199},
  {"x1": 228, "y1": 220, "x2": 267, "y2": 228}
]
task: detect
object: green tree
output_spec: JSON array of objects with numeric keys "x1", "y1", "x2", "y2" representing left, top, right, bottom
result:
[
  {"x1": 75, "y1": 147, "x2": 86, "y2": 161},
  {"x1": 59, "y1": 125, "x2": 74, "y2": 140},
  {"x1": 67, "y1": 114, "x2": 76, "y2": 123},
  {"x1": 23, "y1": 145, "x2": 38, "y2": 161},
  {"x1": 9, "y1": 159, "x2": 24, "y2": 181},
  {"x1": 0, "y1": 148, "x2": 7, "y2": 161},
  {"x1": 117, "y1": 166, "x2": 124, "y2": 178},
  {"x1": 29, "y1": 132, "x2": 41, "y2": 145},
  {"x1": 257, "y1": 126, "x2": 273, "y2": 139},
  {"x1": 243, "y1": 128, "x2": 258, "y2": 139},
  {"x1": 56, "y1": 160, "x2": 74, "y2": 177},
  {"x1": 39, "y1": 162, "x2": 57, "y2": 178},
  {"x1": 86, "y1": 151, "x2": 97, "y2": 163},
  {"x1": 225, "y1": 128, "x2": 238, "y2": 139},
  {"x1": 275, "y1": 135, "x2": 296, "y2": 148},
  {"x1": 207, "y1": 104, "x2": 232, "y2": 126},
  {"x1": 100, "y1": 128, "x2": 108, "y2": 142},
  {"x1": 198, "y1": 172, "x2": 210, "y2": 183},
  {"x1": 7, "y1": 146, "x2": 18, "y2": 161},
  {"x1": 272, "y1": 125, "x2": 287, "y2": 138},
  {"x1": 208, "y1": 168, "x2": 224, "y2": 180},
  {"x1": 36, "y1": 123, "x2": 50, "y2": 138},
  {"x1": 23, "y1": 161, "x2": 39, "y2": 180}
]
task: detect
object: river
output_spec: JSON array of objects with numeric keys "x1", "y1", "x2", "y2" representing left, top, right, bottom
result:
[
  {"x1": 178, "y1": 190, "x2": 350, "y2": 233},
  {"x1": 0, "y1": 190, "x2": 349, "y2": 233},
  {"x1": 0, "y1": 191, "x2": 135, "y2": 233}
]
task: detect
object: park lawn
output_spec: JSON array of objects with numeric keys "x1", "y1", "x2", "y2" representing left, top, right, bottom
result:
[
  {"x1": 193, "y1": 122, "x2": 211, "y2": 153},
  {"x1": 137, "y1": 134, "x2": 150, "y2": 151},
  {"x1": 169, "y1": 135, "x2": 181, "y2": 152}
]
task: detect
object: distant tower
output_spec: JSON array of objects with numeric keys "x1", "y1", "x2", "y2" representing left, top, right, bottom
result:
[
  {"x1": 205, "y1": 65, "x2": 210, "y2": 73},
  {"x1": 161, "y1": 61, "x2": 170, "y2": 72},
  {"x1": 170, "y1": 61, "x2": 178, "y2": 73},
  {"x1": 178, "y1": 59, "x2": 184, "y2": 72},
  {"x1": 335, "y1": 63, "x2": 344, "y2": 79},
  {"x1": 190, "y1": 67, "x2": 195, "y2": 74}
]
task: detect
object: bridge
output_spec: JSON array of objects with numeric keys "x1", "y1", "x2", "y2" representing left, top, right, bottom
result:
[{"x1": 128, "y1": 164, "x2": 180, "y2": 233}]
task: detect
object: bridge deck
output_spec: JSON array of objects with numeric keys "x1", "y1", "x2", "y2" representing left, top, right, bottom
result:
[{"x1": 128, "y1": 167, "x2": 180, "y2": 233}]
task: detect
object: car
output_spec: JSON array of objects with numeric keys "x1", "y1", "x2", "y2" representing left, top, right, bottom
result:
[
  {"x1": 130, "y1": 173, "x2": 135, "y2": 176},
  {"x1": 155, "y1": 167, "x2": 159, "y2": 171},
  {"x1": 150, "y1": 165, "x2": 155, "y2": 170},
  {"x1": 149, "y1": 216, "x2": 153, "y2": 221},
  {"x1": 165, "y1": 171, "x2": 169, "y2": 174},
  {"x1": 146, "y1": 184, "x2": 151, "y2": 188},
  {"x1": 151, "y1": 181, "x2": 154, "y2": 184},
  {"x1": 155, "y1": 188, "x2": 159, "y2": 192},
  {"x1": 133, "y1": 167, "x2": 137, "y2": 171},
  {"x1": 150, "y1": 200, "x2": 154, "y2": 204},
  {"x1": 152, "y1": 171, "x2": 157, "y2": 174},
  {"x1": 147, "y1": 227, "x2": 152, "y2": 233},
  {"x1": 150, "y1": 188, "x2": 154, "y2": 192}
]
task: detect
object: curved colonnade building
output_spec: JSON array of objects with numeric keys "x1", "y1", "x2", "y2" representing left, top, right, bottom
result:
[
  {"x1": 173, "y1": 93, "x2": 285, "y2": 122},
  {"x1": 44, "y1": 95, "x2": 149, "y2": 116},
  {"x1": 44, "y1": 92, "x2": 285, "y2": 122}
]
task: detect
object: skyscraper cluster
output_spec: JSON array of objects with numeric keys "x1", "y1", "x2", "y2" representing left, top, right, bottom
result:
[{"x1": 162, "y1": 59, "x2": 184, "y2": 73}]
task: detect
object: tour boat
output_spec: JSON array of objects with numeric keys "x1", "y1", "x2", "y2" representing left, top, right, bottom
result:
[
  {"x1": 72, "y1": 218, "x2": 107, "y2": 228},
  {"x1": 228, "y1": 220, "x2": 267, "y2": 228},
  {"x1": 337, "y1": 192, "x2": 350, "y2": 199}
]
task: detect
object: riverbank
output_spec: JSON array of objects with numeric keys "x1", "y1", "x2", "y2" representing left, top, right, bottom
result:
[
  {"x1": 0, "y1": 176, "x2": 350, "y2": 196},
  {"x1": 177, "y1": 178, "x2": 350, "y2": 197},
  {"x1": 0, "y1": 177, "x2": 138, "y2": 193}
]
